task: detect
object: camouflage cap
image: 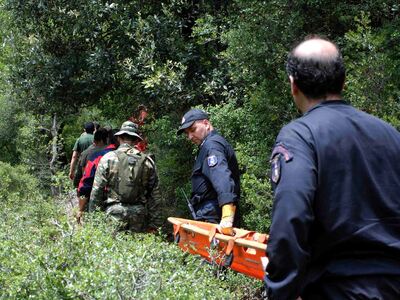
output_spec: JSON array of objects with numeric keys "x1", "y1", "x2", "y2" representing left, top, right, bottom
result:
[{"x1": 114, "y1": 121, "x2": 143, "y2": 140}]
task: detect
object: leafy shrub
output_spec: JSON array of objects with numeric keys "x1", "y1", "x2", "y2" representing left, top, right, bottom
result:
[
  {"x1": 0, "y1": 96, "x2": 21, "y2": 164},
  {"x1": 0, "y1": 165, "x2": 263, "y2": 299},
  {"x1": 207, "y1": 103, "x2": 275, "y2": 231},
  {"x1": 62, "y1": 106, "x2": 119, "y2": 160},
  {"x1": 0, "y1": 161, "x2": 40, "y2": 201},
  {"x1": 240, "y1": 173, "x2": 273, "y2": 233},
  {"x1": 343, "y1": 12, "x2": 400, "y2": 123},
  {"x1": 146, "y1": 115, "x2": 194, "y2": 220}
]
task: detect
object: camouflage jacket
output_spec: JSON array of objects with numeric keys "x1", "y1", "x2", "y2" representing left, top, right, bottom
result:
[{"x1": 88, "y1": 143, "x2": 163, "y2": 229}]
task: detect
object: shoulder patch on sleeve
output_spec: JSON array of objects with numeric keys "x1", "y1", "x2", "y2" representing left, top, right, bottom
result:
[
  {"x1": 270, "y1": 143, "x2": 293, "y2": 162},
  {"x1": 270, "y1": 154, "x2": 281, "y2": 183},
  {"x1": 207, "y1": 155, "x2": 218, "y2": 167}
]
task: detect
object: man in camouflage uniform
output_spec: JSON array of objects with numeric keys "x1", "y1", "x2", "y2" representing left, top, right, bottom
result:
[{"x1": 88, "y1": 121, "x2": 163, "y2": 232}]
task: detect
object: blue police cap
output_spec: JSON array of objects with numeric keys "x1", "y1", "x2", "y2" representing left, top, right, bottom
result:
[{"x1": 177, "y1": 109, "x2": 209, "y2": 135}]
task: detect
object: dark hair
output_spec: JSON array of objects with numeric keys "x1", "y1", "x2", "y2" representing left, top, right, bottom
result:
[
  {"x1": 84, "y1": 122, "x2": 95, "y2": 134},
  {"x1": 286, "y1": 38, "x2": 346, "y2": 100},
  {"x1": 93, "y1": 128, "x2": 108, "y2": 144},
  {"x1": 108, "y1": 128, "x2": 119, "y2": 145},
  {"x1": 118, "y1": 133, "x2": 140, "y2": 143}
]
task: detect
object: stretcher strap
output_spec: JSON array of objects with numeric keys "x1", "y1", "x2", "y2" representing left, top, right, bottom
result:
[
  {"x1": 225, "y1": 239, "x2": 235, "y2": 255},
  {"x1": 208, "y1": 227, "x2": 217, "y2": 242},
  {"x1": 174, "y1": 224, "x2": 181, "y2": 237}
]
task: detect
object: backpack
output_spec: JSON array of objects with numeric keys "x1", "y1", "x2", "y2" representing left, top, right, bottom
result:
[{"x1": 115, "y1": 148, "x2": 149, "y2": 204}]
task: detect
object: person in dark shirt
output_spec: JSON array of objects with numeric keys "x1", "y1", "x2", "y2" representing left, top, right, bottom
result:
[
  {"x1": 75, "y1": 127, "x2": 108, "y2": 189},
  {"x1": 264, "y1": 36, "x2": 400, "y2": 299},
  {"x1": 69, "y1": 121, "x2": 95, "y2": 184},
  {"x1": 75, "y1": 127, "x2": 110, "y2": 223},
  {"x1": 177, "y1": 109, "x2": 240, "y2": 235}
]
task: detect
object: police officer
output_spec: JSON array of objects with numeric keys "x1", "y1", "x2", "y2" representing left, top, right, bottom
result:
[
  {"x1": 177, "y1": 109, "x2": 240, "y2": 235},
  {"x1": 88, "y1": 121, "x2": 163, "y2": 232},
  {"x1": 264, "y1": 36, "x2": 400, "y2": 299}
]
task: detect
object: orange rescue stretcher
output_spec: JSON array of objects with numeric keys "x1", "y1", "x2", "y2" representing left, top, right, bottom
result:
[{"x1": 168, "y1": 217, "x2": 268, "y2": 280}]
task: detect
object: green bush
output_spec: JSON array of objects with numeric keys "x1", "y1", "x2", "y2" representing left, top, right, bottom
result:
[
  {"x1": 0, "y1": 165, "x2": 263, "y2": 299},
  {"x1": 0, "y1": 161, "x2": 40, "y2": 201},
  {"x1": 0, "y1": 96, "x2": 21, "y2": 164},
  {"x1": 343, "y1": 12, "x2": 400, "y2": 123},
  {"x1": 62, "y1": 107, "x2": 119, "y2": 160}
]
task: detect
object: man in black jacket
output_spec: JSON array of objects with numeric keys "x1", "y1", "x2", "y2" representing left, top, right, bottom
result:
[
  {"x1": 265, "y1": 36, "x2": 400, "y2": 299},
  {"x1": 178, "y1": 109, "x2": 240, "y2": 235}
]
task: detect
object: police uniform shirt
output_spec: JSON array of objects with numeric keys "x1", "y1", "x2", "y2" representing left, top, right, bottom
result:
[
  {"x1": 191, "y1": 131, "x2": 240, "y2": 214},
  {"x1": 265, "y1": 100, "x2": 400, "y2": 300}
]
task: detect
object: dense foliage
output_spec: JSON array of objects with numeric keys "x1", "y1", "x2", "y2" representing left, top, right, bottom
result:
[
  {"x1": 0, "y1": 162, "x2": 262, "y2": 299},
  {"x1": 0, "y1": 1, "x2": 399, "y2": 297}
]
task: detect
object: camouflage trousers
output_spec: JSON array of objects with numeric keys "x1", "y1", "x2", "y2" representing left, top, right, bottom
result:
[{"x1": 105, "y1": 203, "x2": 146, "y2": 232}]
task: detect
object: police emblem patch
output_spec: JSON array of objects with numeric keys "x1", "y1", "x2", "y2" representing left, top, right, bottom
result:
[
  {"x1": 207, "y1": 155, "x2": 218, "y2": 167},
  {"x1": 270, "y1": 143, "x2": 293, "y2": 162},
  {"x1": 271, "y1": 154, "x2": 281, "y2": 183}
]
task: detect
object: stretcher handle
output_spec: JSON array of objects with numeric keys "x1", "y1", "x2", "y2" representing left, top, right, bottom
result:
[{"x1": 179, "y1": 223, "x2": 267, "y2": 252}]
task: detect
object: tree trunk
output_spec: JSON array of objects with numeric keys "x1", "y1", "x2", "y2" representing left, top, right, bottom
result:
[{"x1": 49, "y1": 113, "x2": 60, "y2": 196}]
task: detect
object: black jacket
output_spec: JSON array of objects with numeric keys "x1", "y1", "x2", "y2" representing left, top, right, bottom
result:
[
  {"x1": 265, "y1": 100, "x2": 400, "y2": 299},
  {"x1": 190, "y1": 130, "x2": 240, "y2": 223}
]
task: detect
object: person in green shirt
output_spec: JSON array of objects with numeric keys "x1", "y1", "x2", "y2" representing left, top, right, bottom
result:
[{"x1": 69, "y1": 122, "x2": 95, "y2": 185}]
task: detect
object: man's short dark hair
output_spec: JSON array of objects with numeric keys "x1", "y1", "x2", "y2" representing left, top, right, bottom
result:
[
  {"x1": 286, "y1": 37, "x2": 346, "y2": 100},
  {"x1": 118, "y1": 133, "x2": 140, "y2": 143},
  {"x1": 93, "y1": 128, "x2": 108, "y2": 144},
  {"x1": 84, "y1": 122, "x2": 95, "y2": 134}
]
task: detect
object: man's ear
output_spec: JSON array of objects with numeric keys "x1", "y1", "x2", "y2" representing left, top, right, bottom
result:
[
  {"x1": 203, "y1": 119, "x2": 212, "y2": 131},
  {"x1": 289, "y1": 75, "x2": 298, "y2": 96}
]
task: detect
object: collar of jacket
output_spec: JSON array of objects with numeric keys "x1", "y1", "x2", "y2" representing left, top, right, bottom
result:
[{"x1": 304, "y1": 99, "x2": 349, "y2": 115}]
